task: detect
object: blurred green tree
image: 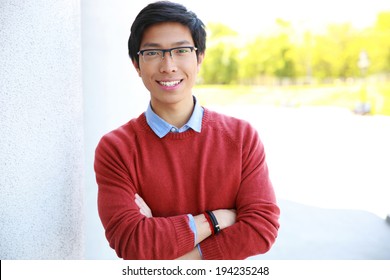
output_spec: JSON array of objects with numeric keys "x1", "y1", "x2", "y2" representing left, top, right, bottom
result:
[
  {"x1": 370, "y1": 12, "x2": 390, "y2": 73},
  {"x1": 200, "y1": 23, "x2": 239, "y2": 84},
  {"x1": 199, "y1": 12, "x2": 390, "y2": 85}
]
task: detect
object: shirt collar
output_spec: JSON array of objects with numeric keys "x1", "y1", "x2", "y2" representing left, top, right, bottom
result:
[{"x1": 145, "y1": 96, "x2": 204, "y2": 138}]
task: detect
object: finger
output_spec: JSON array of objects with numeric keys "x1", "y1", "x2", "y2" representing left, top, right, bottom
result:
[
  {"x1": 135, "y1": 194, "x2": 148, "y2": 208},
  {"x1": 140, "y1": 208, "x2": 148, "y2": 216},
  {"x1": 134, "y1": 197, "x2": 143, "y2": 208},
  {"x1": 142, "y1": 205, "x2": 152, "y2": 218},
  {"x1": 135, "y1": 193, "x2": 153, "y2": 217},
  {"x1": 135, "y1": 194, "x2": 148, "y2": 210}
]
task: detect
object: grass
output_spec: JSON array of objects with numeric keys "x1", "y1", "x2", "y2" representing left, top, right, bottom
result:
[{"x1": 194, "y1": 81, "x2": 390, "y2": 116}]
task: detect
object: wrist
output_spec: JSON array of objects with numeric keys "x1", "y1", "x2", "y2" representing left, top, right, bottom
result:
[
  {"x1": 193, "y1": 213, "x2": 212, "y2": 244},
  {"x1": 204, "y1": 210, "x2": 221, "y2": 235}
]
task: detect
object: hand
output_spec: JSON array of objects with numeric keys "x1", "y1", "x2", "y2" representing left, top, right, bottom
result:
[{"x1": 135, "y1": 193, "x2": 153, "y2": 218}]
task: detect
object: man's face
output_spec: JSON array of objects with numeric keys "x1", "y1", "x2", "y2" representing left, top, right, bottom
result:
[{"x1": 134, "y1": 22, "x2": 204, "y2": 111}]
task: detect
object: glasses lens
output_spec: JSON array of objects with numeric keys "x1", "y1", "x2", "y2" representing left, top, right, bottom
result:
[
  {"x1": 141, "y1": 47, "x2": 195, "y2": 63},
  {"x1": 172, "y1": 47, "x2": 193, "y2": 58},
  {"x1": 142, "y1": 50, "x2": 163, "y2": 62}
]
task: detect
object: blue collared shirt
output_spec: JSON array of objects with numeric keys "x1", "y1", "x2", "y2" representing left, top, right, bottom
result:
[{"x1": 145, "y1": 96, "x2": 204, "y2": 138}]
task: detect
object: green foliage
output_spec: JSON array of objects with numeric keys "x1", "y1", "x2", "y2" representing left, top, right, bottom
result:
[
  {"x1": 206, "y1": 22, "x2": 238, "y2": 39},
  {"x1": 371, "y1": 12, "x2": 390, "y2": 72},
  {"x1": 199, "y1": 12, "x2": 390, "y2": 85},
  {"x1": 200, "y1": 24, "x2": 239, "y2": 84},
  {"x1": 312, "y1": 23, "x2": 361, "y2": 79},
  {"x1": 376, "y1": 11, "x2": 390, "y2": 31}
]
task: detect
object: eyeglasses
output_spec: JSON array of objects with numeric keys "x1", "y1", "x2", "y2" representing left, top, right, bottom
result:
[{"x1": 137, "y1": 46, "x2": 197, "y2": 63}]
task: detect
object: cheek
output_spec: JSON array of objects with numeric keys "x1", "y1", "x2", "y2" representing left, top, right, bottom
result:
[
  {"x1": 138, "y1": 70, "x2": 154, "y2": 91},
  {"x1": 139, "y1": 67, "x2": 154, "y2": 82},
  {"x1": 185, "y1": 60, "x2": 201, "y2": 76}
]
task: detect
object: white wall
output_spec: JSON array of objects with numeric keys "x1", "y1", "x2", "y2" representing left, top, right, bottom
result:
[
  {"x1": 81, "y1": 0, "x2": 149, "y2": 259},
  {"x1": 0, "y1": 1, "x2": 84, "y2": 259}
]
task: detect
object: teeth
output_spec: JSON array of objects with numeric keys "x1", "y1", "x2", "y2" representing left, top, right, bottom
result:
[{"x1": 159, "y1": 80, "x2": 181, "y2": 87}]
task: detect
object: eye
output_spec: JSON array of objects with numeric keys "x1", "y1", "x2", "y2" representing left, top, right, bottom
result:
[
  {"x1": 144, "y1": 50, "x2": 160, "y2": 56},
  {"x1": 175, "y1": 48, "x2": 190, "y2": 54}
]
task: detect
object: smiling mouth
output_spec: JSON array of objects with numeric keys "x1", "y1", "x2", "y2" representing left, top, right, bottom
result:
[{"x1": 157, "y1": 80, "x2": 183, "y2": 87}]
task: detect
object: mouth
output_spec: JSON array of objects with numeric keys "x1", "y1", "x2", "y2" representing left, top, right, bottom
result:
[{"x1": 157, "y1": 79, "x2": 183, "y2": 87}]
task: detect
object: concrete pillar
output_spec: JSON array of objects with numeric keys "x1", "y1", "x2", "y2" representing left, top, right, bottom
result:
[{"x1": 0, "y1": 1, "x2": 84, "y2": 259}]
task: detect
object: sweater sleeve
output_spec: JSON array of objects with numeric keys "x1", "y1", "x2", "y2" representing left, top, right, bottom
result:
[
  {"x1": 94, "y1": 132, "x2": 195, "y2": 260},
  {"x1": 199, "y1": 125, "x2": 280, "y2": 259}
]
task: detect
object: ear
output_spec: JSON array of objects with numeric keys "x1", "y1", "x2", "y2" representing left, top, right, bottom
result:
[
  {"x1": 132, "y1": 60, "x2": 141, "y2": 77},
  {"x1": 197, "y1": 53, "x2": 205, "y2": 72}
]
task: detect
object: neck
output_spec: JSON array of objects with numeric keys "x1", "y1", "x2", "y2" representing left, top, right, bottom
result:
[{"x1": 151, "y1": 96, "x2": 195, "y2": 128}]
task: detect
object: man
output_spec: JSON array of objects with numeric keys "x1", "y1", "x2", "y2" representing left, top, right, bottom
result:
[{"x1": 94, "y1": 1, "x2": 279, "y2": 260}]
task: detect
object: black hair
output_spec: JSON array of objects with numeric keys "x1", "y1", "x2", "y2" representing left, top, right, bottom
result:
[{"x1": 128, "y1": 1, "x2": 206, "y2": 65}]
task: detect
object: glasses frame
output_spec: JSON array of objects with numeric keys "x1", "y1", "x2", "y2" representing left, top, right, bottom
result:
[{"x1": 137, "y1": 46, "x2": 198, "y2": 63}]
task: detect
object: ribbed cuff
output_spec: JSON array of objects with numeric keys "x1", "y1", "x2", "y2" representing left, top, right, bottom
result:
[
  {"x1": 170, "y1": 215, "x2": 196, "y2": 258},
  {"x1": 198, "y1": 235, "x2": 223, "y2": 260}
]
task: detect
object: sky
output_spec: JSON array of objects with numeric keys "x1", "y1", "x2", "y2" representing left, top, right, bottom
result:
[{"x1": 177, "y1": 0, "x2": 390, "y2": 35}]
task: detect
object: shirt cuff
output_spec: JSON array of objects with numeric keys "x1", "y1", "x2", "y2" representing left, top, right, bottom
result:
[
  {"x1": 197, "y1": 244, "x2": 203, "y2": 259},
  {"x1": 187, "y1": 214, "x2": 197, "y2": 246}
]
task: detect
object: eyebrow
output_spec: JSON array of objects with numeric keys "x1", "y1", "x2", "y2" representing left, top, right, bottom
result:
[{"x1": 140, "y1": 40, "x2": 193, "y2": 49}]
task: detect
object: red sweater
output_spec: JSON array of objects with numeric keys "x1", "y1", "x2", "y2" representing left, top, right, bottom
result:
[{"x1": 94, "y1": 108, "x2": 280, "y2": 260}]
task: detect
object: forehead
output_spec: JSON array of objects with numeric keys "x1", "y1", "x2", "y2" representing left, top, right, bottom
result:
[{"x1": 140, "y1": 22, "x2": 194, "y2": 48}]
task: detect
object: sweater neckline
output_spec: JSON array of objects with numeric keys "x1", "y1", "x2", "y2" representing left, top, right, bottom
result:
[{"x1": 139, "y1": 108, "x2": 211, "y2": 140}]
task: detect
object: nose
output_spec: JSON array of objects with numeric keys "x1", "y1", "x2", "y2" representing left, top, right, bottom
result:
[{"x1": 159, "y1": 51, "x2": 177, "y2": 73}]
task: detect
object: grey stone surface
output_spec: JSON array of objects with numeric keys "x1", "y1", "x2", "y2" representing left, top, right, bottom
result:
[{"x1": 0, "y1": 0, "x2": 84, "y2": 259}]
